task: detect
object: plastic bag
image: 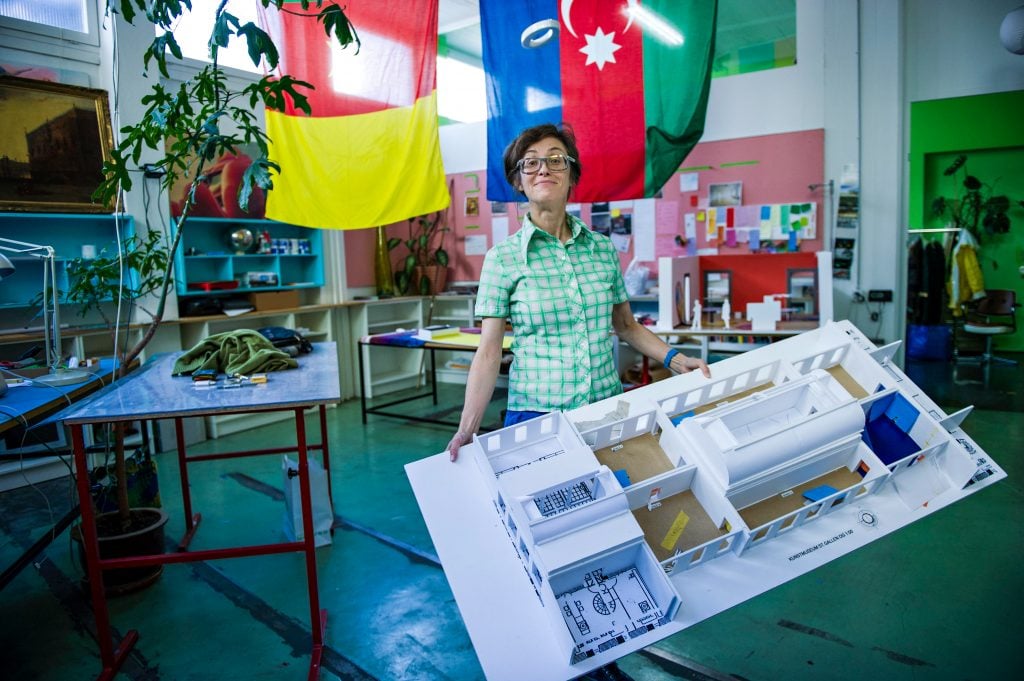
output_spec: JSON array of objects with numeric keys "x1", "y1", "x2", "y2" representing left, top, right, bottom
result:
[
  {"x1": 623, "y1": 259, "x2": 650, "y2": 297},
  {"x1": 282, "y1": 455, "x2": 334, "y2": 547}
]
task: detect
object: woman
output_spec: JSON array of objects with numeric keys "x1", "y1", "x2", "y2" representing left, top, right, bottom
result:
[{"x1": 447, "y1": 123, "x2": 710, "y2": 462}]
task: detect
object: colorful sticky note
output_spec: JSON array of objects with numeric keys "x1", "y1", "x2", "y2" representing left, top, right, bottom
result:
[
  {"x1": 726, "y1": 206, "x2": 735, "y2": 227},
  {"x1": 788, "y1": 230, "x2": 799, "y2": 250},
  {"x1": 725, "y1": 228, "x2": 737, "y2": 247},
  {"x1": 749, "y1": 229, "x2": 761, "y2": 251},
  {"x1": 690, "y1": 194, "x2": 699, "y2": 207}
]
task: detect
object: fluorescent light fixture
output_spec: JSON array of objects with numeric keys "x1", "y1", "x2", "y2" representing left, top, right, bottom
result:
[{"x1": 624, "y1": 4, "x2": 684, "y2": 47}]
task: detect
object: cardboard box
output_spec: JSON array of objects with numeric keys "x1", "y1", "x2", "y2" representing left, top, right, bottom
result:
[{"x1": 249, "y1": 290, "x2": 299, "y2": 311}]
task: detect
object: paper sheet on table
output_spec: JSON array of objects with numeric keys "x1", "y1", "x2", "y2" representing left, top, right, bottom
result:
[{"x1": 224, "y1": 307, "x2": 255, "y2": 317}]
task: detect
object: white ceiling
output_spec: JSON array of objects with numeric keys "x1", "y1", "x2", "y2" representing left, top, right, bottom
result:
[{"x1": 439, "y1": 0, "x2": 482, "y2": 64}]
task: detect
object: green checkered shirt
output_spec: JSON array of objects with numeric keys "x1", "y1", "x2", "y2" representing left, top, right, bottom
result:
[{"x1": 475, "y1": 213, "x2": 628, "y2": 412}]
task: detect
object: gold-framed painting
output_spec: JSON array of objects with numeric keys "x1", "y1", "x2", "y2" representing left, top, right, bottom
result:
[{"x1": 0, "y1": 75, "x2": 115, "y2": 213}]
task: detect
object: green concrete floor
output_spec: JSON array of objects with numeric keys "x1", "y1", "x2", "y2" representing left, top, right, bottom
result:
[{"x1": 1, "y1": 382, "x2": 1021, "y2": 680}]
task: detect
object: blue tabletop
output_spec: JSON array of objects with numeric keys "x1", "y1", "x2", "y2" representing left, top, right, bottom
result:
[
  {"x1": 0, "y1": 359, "x2": 118, "y2": 434},
  {"x1": 58, "y1": 342, "x2": 341, "y2": 425}
]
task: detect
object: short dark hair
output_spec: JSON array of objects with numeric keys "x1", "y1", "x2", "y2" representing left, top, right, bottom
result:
[{"x1": 502, "y1": 123, "x2": 582, "y2": 195}]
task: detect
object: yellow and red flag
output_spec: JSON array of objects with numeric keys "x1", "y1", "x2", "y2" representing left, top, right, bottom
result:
[{"x1": 261, "y1": 0, "x2": 448, "y2": 229}]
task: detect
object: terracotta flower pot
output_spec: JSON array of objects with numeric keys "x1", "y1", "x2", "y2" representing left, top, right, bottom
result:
[
  {"x1": 72, "y1": 507, "x2": 169, "y2": 597},
  {"x1": 413, "y1": 265, "x2": 448, "y2": 295}
]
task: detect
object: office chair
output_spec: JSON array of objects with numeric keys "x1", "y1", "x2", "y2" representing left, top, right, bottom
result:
[{"x1": 955, "y1": 289, "x2": 1019, "y2": 365}]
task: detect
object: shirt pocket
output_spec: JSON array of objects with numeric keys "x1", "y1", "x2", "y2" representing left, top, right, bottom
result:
[{"x1": 577, "y1": 265, "x2": 617, "y2": 325}]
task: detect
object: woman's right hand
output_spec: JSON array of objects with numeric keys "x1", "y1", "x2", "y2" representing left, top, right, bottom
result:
[{"x1": 447, "y1": 431, "x2": 472, "y2": 462}]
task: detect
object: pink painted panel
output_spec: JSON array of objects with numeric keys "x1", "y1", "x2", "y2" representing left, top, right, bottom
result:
[{"x1": 345, "y1": 129, "x2": 825, "y2": 288}]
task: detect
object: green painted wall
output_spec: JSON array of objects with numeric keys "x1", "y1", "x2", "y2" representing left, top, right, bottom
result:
[{"x1": 909, "y1": 90, "x2": 1024, "y2": 352}]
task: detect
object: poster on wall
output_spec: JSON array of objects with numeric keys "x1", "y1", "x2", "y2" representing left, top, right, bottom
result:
[
  {"x1": 167, "y1": 141, "x2": 266, "y2": 219},
  {"x1": 708, "y1": 181, "x2": 742, "y2": 207}
]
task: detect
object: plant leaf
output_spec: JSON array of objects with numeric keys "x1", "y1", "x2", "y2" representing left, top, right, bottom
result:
[
  {"x1": 237, "y1": 22, "x2": 279, "y2": 69},
  {"x1": 943, "y1": 154, "x2": 966, "y2": 176}
]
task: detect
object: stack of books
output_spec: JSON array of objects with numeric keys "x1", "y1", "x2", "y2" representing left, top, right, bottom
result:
[{"x1": 416, "y1": 324, "x2": 460, "y2": 341}]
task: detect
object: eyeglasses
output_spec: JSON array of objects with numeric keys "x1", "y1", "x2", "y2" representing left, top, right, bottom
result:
[{"x1": 516, "y1": 154, "x2": 575, "y2": 174}]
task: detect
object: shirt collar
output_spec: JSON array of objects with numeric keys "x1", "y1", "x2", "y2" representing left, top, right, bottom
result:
[{"x1": 519, "y1": 213, "x2": 594, "y2": 262}]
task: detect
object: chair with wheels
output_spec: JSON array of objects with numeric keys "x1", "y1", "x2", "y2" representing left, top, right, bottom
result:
[{"x1": 954, "y1": 289, "x2": 1019, "y2": 365}]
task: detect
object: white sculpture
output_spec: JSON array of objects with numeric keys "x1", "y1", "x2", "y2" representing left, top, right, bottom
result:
[
  {"x1": 722, "y1": 299, "x2": 731, "y2": 329},
  {"x1": 691, "y1": 300, "x2": 702, "y2": 330}
]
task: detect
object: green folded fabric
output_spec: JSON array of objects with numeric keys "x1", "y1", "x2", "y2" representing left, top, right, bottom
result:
[{"x1": 172, "y1": 329, "x2": 298, "y2": 376}]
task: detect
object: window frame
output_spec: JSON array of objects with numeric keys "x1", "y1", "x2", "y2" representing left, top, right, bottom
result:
[{"x1": 0, "y1": 0, "x2": 100, "y2": 47}]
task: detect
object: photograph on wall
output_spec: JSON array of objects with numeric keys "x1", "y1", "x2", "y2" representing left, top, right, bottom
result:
[
  {"x1": 833, "y1": 237, "x2": 855, "y2": 279},
  {"x1": 708, "y1": 181, "x2": 743, "y2": 207},
  {"x1": 167, "y1": 140, "x2": 266, "y2": 219},
  {"x1": 0, "y1": 76, "x2": 114, "y2": 212},
  {"x1": 490, "y1": 201, "x2": 507, "y2": 214},
  {"x1": 611, "y1": 213, "x2": 632, "y2": 235},
  {"x1": 591, "y1": 211, "x2": 612, "y2": 235},
  {"x1": 465, "y1": 195, "x2": 479, "y2": 216}
]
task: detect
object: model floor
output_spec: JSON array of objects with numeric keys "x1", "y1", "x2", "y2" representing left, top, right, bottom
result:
[{"x1": 1, "y1": 359, "x2": 1021, "y2": 681}]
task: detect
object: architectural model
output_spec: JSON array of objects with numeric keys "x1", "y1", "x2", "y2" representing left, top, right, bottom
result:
[{"x1": 466, "y1": 320, "x2": 998, "y2": 667}]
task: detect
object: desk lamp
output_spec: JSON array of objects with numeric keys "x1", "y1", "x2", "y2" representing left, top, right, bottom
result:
[{"x1": 0, "y1": 238, "x2": 91, "y2": 387}]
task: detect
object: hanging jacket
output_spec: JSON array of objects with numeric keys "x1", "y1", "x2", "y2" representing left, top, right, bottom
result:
[
  {"x1": 948, "y1": 229, "x2": 986, "y2": 316},
  {"x1": 907, "y1": 237, "x2": 924, "y2": 324},
  {"x1": 922, "y1": 240, "x2": 946, "y2": 325}
]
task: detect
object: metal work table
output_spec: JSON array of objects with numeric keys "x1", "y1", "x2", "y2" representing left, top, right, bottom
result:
[
  {"x1": 58, "y1": 344, "x2": 340, "y2": 681},
  {"x1": 358, "y1": 331, "x2": 511, "y2": 430}
]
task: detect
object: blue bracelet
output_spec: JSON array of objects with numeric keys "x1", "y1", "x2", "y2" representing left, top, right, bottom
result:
[{"x1": 663, "y1": 348, "x2": 680, "y2": 369}]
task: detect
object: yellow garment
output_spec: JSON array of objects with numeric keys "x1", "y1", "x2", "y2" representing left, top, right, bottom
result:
[{"x1": 947, "y1": 231, "x2": 986, "y2": 316}]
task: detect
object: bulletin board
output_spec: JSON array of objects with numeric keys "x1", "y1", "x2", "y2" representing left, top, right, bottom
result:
[{"x1": 345, "y1": 129, "x2": 826, "y2": 289}]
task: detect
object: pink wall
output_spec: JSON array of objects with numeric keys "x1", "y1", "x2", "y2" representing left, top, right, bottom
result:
[{"x1": 345, "y1": 129, "x2": 825, "y2": 289}]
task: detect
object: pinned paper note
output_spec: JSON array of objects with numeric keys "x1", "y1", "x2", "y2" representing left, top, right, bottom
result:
[
  {"x1": 679, "y1": 172, "x2": 699, "y2": 192},
  {"x1": 684, "y1": 213, "x2": 696, "y2": 239},
  {"x1": 491, "y1": 216, "x2": 509, "y2": 244}
]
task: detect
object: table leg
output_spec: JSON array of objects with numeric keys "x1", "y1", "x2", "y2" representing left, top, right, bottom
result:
[
  {"x1": 294, "y1": 407, "x2": 325, "y2": 674},
  {"x1": 430, "y1": 347, "x2": 438, "y2": 406},
  {"x1": 175, "y1": 417, "x2": 201, "y2": 550},
  {"x1": 318, "y1": 405, "x2": 334, "y2": 513},
  {"x1": 72, "y1": 424, "x2": 138, "y2": 680},
  {"x1": 359, "y1": 343, "x2": 368, "y2": 424}
]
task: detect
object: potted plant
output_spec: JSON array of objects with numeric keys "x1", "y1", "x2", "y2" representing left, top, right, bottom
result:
[
  {"x1": 67, "y1": 0, "x2": 357, "y2": 594},
  {"x1": 930, "y1": 154, "x2": 1023, "y2": 243},
  {"x1": 388, "y1": 180, "x2": 454, "y2": 295}
]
